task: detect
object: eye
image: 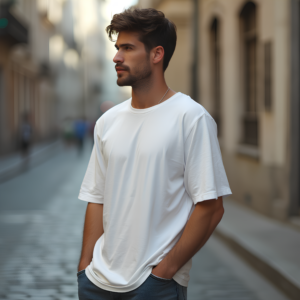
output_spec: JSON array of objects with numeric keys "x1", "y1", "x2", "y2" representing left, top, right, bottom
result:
[{"x1": 125, "y1": 46, "x2": 131, "y2": 50}]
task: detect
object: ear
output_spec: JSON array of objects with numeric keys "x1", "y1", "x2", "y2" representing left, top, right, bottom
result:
[{"x1": 152, "y1": 46, "x2": 164, "y2": 65}]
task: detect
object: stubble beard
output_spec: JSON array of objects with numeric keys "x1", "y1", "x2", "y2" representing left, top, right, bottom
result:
[{"x1": 116, "y1": 59, "x2": 152, "y2": 87}]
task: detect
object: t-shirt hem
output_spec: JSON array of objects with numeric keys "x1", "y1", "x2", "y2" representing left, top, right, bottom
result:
[
  {"x1": 78, "y1": 192, "x2": 104, "y2": 204},
  {"x1": 192, "y1": 188, "x2": 232, "y2": 204},
  {"x1": 85, "y1": 265, "x2": 153, "y2": 293},
  {"x1": 173, "y1": 273, "x2": 189, "y2": 287}
]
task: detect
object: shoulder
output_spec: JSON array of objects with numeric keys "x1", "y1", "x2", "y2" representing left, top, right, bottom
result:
[
  {"x1": 95, "y1": 99, "x2": 130, "y2": 133},
  {"x1": 174, "y1": 93, "x2": 210, "y2": 118},
  {"x1": 173, "y1": 92, "x2": 216, "y2": 132}
]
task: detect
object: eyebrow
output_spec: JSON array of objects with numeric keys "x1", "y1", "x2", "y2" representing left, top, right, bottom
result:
[{"x1": 114, "y1": 43, "x2": 135, "y2": 49}]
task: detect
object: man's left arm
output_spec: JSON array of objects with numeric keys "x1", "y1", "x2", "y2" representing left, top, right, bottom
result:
[{"x1": 152, "y1": 196, "x2": 224, "y2": 279}]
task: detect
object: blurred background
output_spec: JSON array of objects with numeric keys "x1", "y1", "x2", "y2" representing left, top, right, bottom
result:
[
  {"x1": 0, "y1": 0, "x2": 132, "y2": 155},
  {"x1": 0, "y1": 0, "x2": 299, "y2": 300}
]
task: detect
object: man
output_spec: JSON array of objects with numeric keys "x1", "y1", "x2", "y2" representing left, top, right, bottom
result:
[{"x1": 77, "y1": 8, "x2": 231, "y2": 300}]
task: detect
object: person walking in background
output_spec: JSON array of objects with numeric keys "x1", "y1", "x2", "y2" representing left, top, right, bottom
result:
[
  {"x1": 74, "y1": 118, "x2": 87, "y2": 154},
  {"x1": 20, "y1": 113, "x2": 32, "y2": 158},
  {"x1": 77, "y1": 8, "x2": 232, "y2": 300}
]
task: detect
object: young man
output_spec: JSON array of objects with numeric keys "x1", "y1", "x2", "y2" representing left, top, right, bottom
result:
[{"x1": 77, "y1": 8, "x2": 231, "y2": 300}]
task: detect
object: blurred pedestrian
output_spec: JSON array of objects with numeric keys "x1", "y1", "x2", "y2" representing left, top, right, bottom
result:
[
  {"x1": 77, "y1": 8, "x2": 232, "y2": 300},
  {"x1": 74, "y1": 118, "x2": 87, "y2": 154},
  {"x1": 62, "y1": 117, "x2": 75, "y2": 146},
  {"x1": 20, "y1": 113, "x2": 32, "y2": 158}
]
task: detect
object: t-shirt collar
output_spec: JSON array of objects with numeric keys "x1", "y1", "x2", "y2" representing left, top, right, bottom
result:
[{"x1": 129, "y1": 92, "x2": 181, "y2": 114}]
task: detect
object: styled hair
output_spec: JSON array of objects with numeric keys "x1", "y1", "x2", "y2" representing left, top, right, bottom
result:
[{"x1": 106, "y1": 8, "x2": 177, "y2": 71}]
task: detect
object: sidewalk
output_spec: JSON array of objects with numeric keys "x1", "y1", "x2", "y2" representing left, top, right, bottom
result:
[
  {"x1": 0, "y1": 140, "x2": 61, "y2": 183},
  {"x1": 216, "y1": 198, "x2": 300, "y2": 300}
]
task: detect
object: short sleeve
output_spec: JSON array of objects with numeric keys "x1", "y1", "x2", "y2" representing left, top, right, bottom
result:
[
  {"x1": 184, "y1": 113, "x2": 232, "y2": 204},
  {"x1": 78, "y1": 121, "x2": 106, "y2": 204}
]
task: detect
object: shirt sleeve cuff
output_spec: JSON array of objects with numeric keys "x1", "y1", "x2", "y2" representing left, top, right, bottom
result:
[
  {"x1": 192, "y1": 187, "x2": 232, "y2": 204},
  {"x1": 78, "y1": 192, "x2": 104, "y2": 204}
]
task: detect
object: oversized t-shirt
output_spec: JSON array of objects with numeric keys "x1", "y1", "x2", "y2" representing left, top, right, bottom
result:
[{"x1": 78, "y1": 92, "x2": 232, "y2": 292}]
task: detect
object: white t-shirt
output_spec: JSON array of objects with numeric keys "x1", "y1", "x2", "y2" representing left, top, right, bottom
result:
[{"x1": 78, "y1": 92, "x2": 232, "y2": 292}]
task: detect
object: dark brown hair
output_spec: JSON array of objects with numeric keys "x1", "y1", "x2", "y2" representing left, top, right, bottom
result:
[{"x1": 106, "y1": 8, "x2": 177, "y2": 71}]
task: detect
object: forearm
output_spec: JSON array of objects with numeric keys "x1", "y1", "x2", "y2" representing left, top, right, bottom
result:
[
  {"x1": 153, "y1": 197, "x2": 224, "y2": 278},
  {"x1": 78, "y1": 202, "x2": 104, "y2": 271}
]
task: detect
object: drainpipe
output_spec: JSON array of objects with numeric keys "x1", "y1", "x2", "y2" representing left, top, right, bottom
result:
[
  {"x1": 289, "y1": 0, "x2": 300, "y2": 216},
  {"x1": 191, "y1": 0, "x2": 199, "y2": 102}
]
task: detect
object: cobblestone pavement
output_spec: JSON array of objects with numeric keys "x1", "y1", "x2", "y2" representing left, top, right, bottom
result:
[
  {"x1": 0, "y1": 146, "x2": 289, "y2": 300},
  {"x1": 0, "y1": 147, "x2": 88, "y2": 300}
]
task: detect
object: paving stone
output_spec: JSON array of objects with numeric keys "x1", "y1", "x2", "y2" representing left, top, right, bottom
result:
[
  {"x1": 60, "y1": 285, "x2": 78, "y2": 293},
  {"x1": 6, "y1": 294, "x2": 28, "y2": 300},
  {"x1": 27, "y1": 297, "x2": 54, "y2": 300}
]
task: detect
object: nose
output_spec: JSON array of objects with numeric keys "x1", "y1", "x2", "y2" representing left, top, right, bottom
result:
[{"x1": 113, "y1": 50, "x2": 124, "y2": 64}]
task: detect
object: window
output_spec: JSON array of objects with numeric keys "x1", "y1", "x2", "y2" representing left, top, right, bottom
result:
[
  {"x1": 264, "y1": 41, "x2": 272, "y2": 111},
  {"x1": 210, "y1": 18, "x2": 221, "y2": 136},
  {"x1": 240, "y1": 2, "x2": 258, "y2": 146}
]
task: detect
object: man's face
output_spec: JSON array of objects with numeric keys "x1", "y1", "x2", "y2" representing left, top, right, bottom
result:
[{"x1": 113, "y1": 31, "x2": 152, "y2": 87}]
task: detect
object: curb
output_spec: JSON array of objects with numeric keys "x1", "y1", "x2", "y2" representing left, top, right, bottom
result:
[
  {"x1": 215, "y1": 228, "x2": 300, "y2": 300},
  {"x1": 0, "y1": 140, "x2": 61, "y2": 184}
]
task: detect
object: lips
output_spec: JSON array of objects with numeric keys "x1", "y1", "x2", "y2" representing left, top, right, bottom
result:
[
  {"x1": 116, "y1": 68, "x2": 127, "y2": 76},
  {"x1": 115, "y1": 65, "x2": 128, "y2": 72}
]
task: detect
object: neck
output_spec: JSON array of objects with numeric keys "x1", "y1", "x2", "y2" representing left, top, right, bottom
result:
[{"x1": 131, "y1": 72, "x2": 174, "y2": 109}]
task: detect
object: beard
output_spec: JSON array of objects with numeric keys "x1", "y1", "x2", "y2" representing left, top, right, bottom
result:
[{"x1": 116, "y1": 59, "x2": 152, "y2": 87}]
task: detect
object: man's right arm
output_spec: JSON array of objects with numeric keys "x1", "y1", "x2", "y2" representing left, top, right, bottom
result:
[{"x1": 78, "y1": 202, "x2": 104, "y2": 272}]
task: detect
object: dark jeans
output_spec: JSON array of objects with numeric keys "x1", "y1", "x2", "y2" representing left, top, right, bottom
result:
[{"x1": 77, "y1": 270, "x2": 187, "y2": 300}]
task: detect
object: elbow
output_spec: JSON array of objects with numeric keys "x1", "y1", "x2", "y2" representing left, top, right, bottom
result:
[
  {"x1": 219, "y1": 205, "x2": 225, "y2": 220},
  {"x1": 195, "y1": 197, "x2": 224, "y2": 223},
  {"x1": 215, "y1": 201, "x2": 224, "y2": 223}
]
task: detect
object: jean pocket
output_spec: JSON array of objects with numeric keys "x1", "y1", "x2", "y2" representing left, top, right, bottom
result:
[
  {"x1": 77, "y1": 269, "x2": 85, "y2": 277},
  {"x1": 150, "y1": 273, "x2": 172, "y2": 282}
]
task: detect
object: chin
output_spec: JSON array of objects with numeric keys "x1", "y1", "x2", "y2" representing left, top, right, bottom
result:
[
  {"x1": 116, "y1": 79, "x2": 129, "y2": 87},
  {"x1": 116, "y1": 76, "x2": 134, "y2": 87}
]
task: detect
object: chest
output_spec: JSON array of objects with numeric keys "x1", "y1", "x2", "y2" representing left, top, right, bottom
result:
[{"x1": 101, "y1": 113, "x2": 184, "y2": 166}]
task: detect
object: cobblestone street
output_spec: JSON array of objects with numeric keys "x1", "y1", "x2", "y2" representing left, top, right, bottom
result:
[
  {"x1": 0, "y1": 146, "x2": 88, "y2": 300},
  {"x1": 0, "y1": 145, "x2": 289, "y2": 300}
]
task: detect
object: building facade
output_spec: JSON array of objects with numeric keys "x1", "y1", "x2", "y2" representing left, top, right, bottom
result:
[
  {"x1": 0, "y1": 0, "x2": 59, "y2": 155},
  {"x1": 0, "y1": 0, "x2": 107, "y2": 154},
  {"x1": 138, "y1": 0, "x2": 300, "y2": 220}
]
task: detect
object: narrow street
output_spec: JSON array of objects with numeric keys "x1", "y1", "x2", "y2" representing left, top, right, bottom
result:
[{"x1": 0, "y1": 144, "x2": 289, "y2": 300}]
